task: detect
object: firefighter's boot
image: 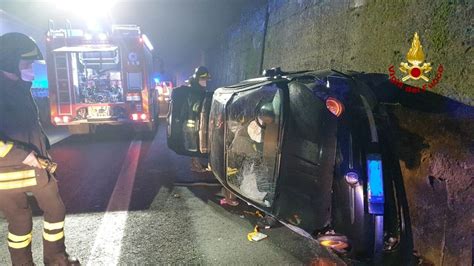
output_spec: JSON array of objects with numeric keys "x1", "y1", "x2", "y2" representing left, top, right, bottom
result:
[
  {"x1": 7, "y1": 231, "x2": 34, "y2": 266},
  {"x1": 44, "y1": 252, "x2": 80, "y2": 266},
  {"x1": 43, "y1": 220, "x2": 80, "y2": 266}
]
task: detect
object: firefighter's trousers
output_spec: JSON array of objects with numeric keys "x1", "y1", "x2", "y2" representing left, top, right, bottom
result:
[{"x1": 0, "y1": 178, "x2": 68, "y2": 265}]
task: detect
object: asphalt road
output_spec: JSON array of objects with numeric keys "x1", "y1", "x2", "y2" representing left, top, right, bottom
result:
[{"x1": 0, "y1": 122, "x2": 342, "y2": 265}]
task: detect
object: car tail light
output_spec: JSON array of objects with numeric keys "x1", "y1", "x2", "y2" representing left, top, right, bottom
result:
[{"x1": 326, "y1": 97, "x2": 344, "y2": 117}]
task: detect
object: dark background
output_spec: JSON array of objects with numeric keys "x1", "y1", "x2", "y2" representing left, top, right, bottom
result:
[{"x1": 1, "y1": 0, "x2": 263, "y2": 70}]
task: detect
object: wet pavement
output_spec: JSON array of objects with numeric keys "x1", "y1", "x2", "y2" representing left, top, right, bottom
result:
[{"x1": 0, "y1": 122, "x2": 341, "y2": 265}]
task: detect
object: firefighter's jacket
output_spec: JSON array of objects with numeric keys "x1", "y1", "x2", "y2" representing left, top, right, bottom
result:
[
  {"x1": 167, "y1": 82, "x2": 206, "y2": 156},
  {"x1": 0, "y1": 73, "x2": 50, "y2": 191}
]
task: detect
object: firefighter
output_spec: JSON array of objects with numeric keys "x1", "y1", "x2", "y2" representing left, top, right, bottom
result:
[
  {"x1": 0, "y1": 32, "x2": 80, "y2": 265},
  {"x1": 172, "y1": 66, "x2": 211, "y2": 172}
]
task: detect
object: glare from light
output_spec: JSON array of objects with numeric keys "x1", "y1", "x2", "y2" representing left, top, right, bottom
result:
[
  {"x1": 142, "y1": 34, "x2": 154, "y2": 51},
  {"x1": 87, "y1": 19, "x2": 101, "y2": 32},
  {"x1": 98, "y1": 33, "x2": 108, "y2": 40},
  {"x1": 84, "y1": 33, "x2": 93, "y2": 40},
  {"x1": 54, "y1": 0, "x2": 118, "y2": 19},
  {"x1": 154, "y1": 78, "x2": 160, "y2": 83}
]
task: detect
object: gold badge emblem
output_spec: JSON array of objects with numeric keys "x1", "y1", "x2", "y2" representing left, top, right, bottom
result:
[{"x1": 399, "y1": 33, "x2": 432, "y2": 82}]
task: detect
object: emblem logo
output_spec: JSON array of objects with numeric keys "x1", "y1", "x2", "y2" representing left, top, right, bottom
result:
[
  {"x1": 388, "y1": 33, "x2": 444, "y2": 94},
  {"x1": 399, "y1": 32, "x2": 431, "y2": 82}
]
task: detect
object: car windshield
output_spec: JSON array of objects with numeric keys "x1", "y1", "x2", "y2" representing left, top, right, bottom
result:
[{"x1": 225, "y1": 85, "x2": 283, "y2": 207}]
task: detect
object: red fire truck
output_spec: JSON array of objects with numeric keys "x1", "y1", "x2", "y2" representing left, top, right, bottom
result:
[{"x1": 46, "y1": 24, "x2": 158, "y2": 134}]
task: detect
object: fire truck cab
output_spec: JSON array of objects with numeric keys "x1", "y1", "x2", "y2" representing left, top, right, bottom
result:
[{"x1": 46, "y1": 24, "x2": 158, "y2": 134}]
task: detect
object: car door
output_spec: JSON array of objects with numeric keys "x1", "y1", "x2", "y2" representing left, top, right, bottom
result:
[{"x1": 167, "y1": 86, "x2": 212, "y2": 157}]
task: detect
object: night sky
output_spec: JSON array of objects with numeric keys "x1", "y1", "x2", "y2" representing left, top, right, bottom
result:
[{"x1": 1, "y1": 0, "x2": 262, "y2": 69}]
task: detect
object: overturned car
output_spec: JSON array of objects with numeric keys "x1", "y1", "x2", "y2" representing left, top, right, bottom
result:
[{"x1": 167, "y1": 68, "x2": 414, "y2": 264}]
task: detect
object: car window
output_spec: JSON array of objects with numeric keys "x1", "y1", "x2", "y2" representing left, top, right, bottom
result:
[{"x1": 225, "y1": 85, "x2": 283, "y2": 207}]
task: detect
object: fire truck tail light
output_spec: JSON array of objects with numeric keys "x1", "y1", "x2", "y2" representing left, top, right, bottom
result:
[
  {"x1": 53, "y1": 116, "x2": 61, "y2": 124},
  {"x1": 140, "y1": 113, "x2": 147, "y2": 120},
  {"x1": 326, "y1": 97, "x2": 344, "y2": 117}
]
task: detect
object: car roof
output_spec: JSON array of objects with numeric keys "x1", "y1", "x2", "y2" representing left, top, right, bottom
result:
[{"x1": 218, "y1": 69, "x2": 353, "y2": 92}]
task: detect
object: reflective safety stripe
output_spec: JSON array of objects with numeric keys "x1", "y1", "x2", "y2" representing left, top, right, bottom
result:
[
  {"x1": 0, "y1": 141, "x2": 14, "y2": 157},
  {"x1": 0, "y1": 178, "x2": 37, "y2": 190},
  {"x1": 8, "y1": 232, "x2": 32, "y2": 242},
  {"x1": 227, "y1": 167, "x2": 238, "y2": 176},
  {"x1": 0, "y1": 170, "x2": 36, "y2": 181},
  {"x1": 44, "y1": 221, "x2": 65, "y2": 231},
  {"x1": 186, "y1": 120, "x2": 196, "y2": 128},
  {"x1": 8, "y1": 238, "x2": 32, "y2": 249},
  {"x1": 43, "y1": 231, "x2": 64, "y2": 242},
  {"x1": 8, "y1": 232, "x2": 32, "y2": 249}
]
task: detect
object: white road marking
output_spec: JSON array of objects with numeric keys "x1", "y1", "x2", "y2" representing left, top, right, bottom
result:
[{"x1": 87, "y1": 140, "x2": 141, "y2": 265}]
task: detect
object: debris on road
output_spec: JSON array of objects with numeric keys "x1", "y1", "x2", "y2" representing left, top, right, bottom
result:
[
  {"x1": 243, "y1": 210, "x2": 264, "y2": 218},
  {"x1": 247, "y1": 226, "x2": 268, "y2": 242}
]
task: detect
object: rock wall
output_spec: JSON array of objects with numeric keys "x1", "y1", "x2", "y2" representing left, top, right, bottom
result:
[
  {"x1": 206, "y1": 0, "x2": 473, "y2": 105},
  {"x1": 389, "y1": 105, "x2": 473, "y2": 265},
  {"x1": 203, "y1": 0, "x2": 473, "y2": 264}
]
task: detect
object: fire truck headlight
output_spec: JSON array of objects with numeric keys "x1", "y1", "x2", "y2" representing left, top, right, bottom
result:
[
  {"x1": 140, "y1": 114, "x2": 147, "y2": 120},
  {"x1": 63, "y1": 116, "x2": 71, "y2": 123},
  {"x1": 54, "y1": 116, "x2": 62, "y2": 124},
  {"x1": 131, "y1": 114, "x2": 139, "y2": 121}
]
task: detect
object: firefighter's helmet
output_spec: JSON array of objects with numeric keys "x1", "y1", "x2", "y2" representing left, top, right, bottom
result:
[
  {"x1": 192, "y1": 66, "x2": 211, "y2": 80},
  {"x1": 0, "y1": 32, "x2": 43, "y2": 75}
]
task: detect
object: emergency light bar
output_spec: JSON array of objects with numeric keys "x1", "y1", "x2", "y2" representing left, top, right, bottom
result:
[{"x1": 367, "y1": 154, "x2": 384, "y2": 215}]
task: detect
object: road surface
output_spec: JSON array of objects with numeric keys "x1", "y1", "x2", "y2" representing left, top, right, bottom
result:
[{"x1": 0, "y1": 122, "x2": 341, "y2": 265}]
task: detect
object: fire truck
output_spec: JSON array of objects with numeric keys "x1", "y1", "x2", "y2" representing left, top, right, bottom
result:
[{"x1": 45, "y1": 24, "x2": 158, "y2": 134}]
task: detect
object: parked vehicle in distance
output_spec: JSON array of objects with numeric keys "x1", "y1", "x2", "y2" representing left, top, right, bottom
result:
[{"x1": 167, "y1": 67, "x2": 414, "y2": 264}]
